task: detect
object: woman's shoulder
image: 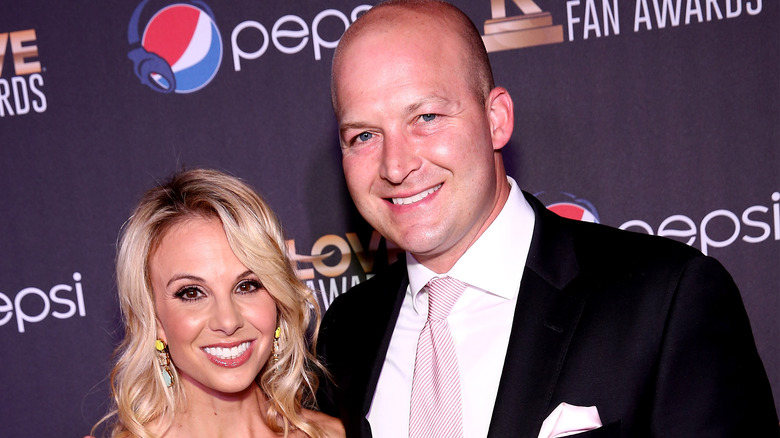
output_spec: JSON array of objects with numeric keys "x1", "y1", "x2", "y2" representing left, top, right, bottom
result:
[{"x1": 300, "y1": 409, "x2": 345, "y2": 438}]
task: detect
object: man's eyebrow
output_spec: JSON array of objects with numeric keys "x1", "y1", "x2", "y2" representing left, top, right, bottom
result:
[
  {"x1": 405, "y1": 95, "x2": 449, "y2": 112},
  {"x1": 337, "y1": 95, "x2": 455, "y2": 134},
  {"x1": 339, "y1": 121, "x2": 369, "y2": 135}
]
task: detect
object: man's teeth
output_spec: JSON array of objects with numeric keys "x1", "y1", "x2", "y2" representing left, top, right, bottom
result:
[
  {"x1": 204, "y1": 342, "x2": 250, "y2": 359},
  {"x1": 392, "y1": 184, "x2": 441, "y2": 205}
]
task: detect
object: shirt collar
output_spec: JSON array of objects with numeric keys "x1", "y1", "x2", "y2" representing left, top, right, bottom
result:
[{"x1": 407, "y1": 177, "x2": 535, "y2": 311}]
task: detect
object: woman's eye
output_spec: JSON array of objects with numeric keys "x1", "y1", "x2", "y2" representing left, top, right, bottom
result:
[
  {"x1": 420, "y1": 114, "x2": 436, "y2": 122},
  {"x1": 357, "y1": 132, "x2": 373, "y2": 142},
  {"x1": 175, "y1": 286, "x2": 205, "y2": 301},
  {"x1": 236, "y1": 280, "x2": 262, "y2": 294}
]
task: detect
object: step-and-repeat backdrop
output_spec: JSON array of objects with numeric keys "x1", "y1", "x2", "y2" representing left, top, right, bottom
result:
[{"x1": 1, "y1": 0, "x2": 777, "y2": 435}]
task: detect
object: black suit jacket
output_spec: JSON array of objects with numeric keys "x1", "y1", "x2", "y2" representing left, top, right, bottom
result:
[{"x1": 317, "y1": 192, "x2": 777, "y2": 437}]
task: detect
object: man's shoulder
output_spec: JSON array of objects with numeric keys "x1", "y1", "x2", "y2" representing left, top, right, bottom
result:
[
  {"x1": 529, "y1": 210, "x2": 718, "y2": 292},
  {"x1": 528, "y1": 192, "x2": 702, "y2": 269},
  {"x1": 352, "y1": 259, "x2": 405, "y2": 292},
  {"x1": 562, "y1": 215, "x2": 703, "y2": 269},
  {"x1": 323, "y1": 257, "x2": 406, "y2": 318},
  {"x1": 318, "y1": 258, "x2": 407, "y2": 359}
]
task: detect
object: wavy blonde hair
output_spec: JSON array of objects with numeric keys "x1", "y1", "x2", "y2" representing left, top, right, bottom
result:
[{"x1": 93, "y1": 168, "x2": 325, "y2": 437}]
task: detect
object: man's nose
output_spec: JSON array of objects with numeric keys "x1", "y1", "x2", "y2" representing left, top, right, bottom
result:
[{"x1": 379, "y1": 131, "x2": 422, "y2": 184}]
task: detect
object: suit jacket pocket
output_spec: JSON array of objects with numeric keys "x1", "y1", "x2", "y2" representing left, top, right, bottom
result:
[{"x1": 563, "y1": 420, "x2": 620, "y2": 437}]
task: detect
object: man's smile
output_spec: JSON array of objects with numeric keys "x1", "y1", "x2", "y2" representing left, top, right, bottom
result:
[{"x1": 390, "y1": 184, "x2": 442, "y2": 205}]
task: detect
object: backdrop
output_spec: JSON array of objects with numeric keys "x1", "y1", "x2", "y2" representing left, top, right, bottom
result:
[{"x1": 1, "y1": 0, "x2": 777, "y2": 436}]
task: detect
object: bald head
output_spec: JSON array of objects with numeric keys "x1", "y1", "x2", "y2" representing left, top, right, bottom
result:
[{"x1": 331, "y1": 0, "x2": 494, "y2": 113}]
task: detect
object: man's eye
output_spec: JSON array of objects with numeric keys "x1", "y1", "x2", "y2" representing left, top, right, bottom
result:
[
  {"x1": 357, "y1": 132, "x2": 373, "y2": 142},
  {"x1": 420, "y1": 114, "x2": 436, "y2": 122}
]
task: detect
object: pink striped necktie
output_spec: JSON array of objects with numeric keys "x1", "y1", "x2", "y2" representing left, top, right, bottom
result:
[{"x1": 409, "y1": 276, "x2": 467, "y2": 438}]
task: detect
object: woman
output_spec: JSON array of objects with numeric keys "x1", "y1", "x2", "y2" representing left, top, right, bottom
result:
[{"x1": 90, "y1": 169, "x2": 343, "y2": 438}]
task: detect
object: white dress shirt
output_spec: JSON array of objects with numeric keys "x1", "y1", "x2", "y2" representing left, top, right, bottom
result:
[{"x1": 367, "y1": 177, "x2": 536, "y2": 438}]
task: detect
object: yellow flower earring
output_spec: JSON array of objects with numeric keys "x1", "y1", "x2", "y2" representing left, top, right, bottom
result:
[
  {"x1": 272, "y1": 327, "x2": 281, "y2": 373},
  {"x1": 156, "y1": 339, "x2": 175, "y2": 387}
]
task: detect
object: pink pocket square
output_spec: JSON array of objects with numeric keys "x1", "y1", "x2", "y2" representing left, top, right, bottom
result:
[{"x1": 537, "y1": 402, "x2": 602, "y2": 438}]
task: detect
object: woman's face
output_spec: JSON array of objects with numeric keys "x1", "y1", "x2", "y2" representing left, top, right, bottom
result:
[{"x1": 149, "y1": 217, "x2": 277, "y2": 396}]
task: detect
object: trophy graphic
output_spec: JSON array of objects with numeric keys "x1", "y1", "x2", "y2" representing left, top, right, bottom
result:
[{"x1": 482, "y1": 0, "x2": 564, "y2": 52}]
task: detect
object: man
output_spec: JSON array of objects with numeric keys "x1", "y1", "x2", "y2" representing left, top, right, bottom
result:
[{"x1": 316, "y1": 1, "x2": 778, "y2": 437}]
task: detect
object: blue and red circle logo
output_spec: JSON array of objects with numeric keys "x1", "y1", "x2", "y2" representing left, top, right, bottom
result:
[
  {"x1": 535, "y1": 191, "x2": 600, "y2": 223},
  {"x1": 128, "y1": 1, "x2": 222, "y2": 94}
]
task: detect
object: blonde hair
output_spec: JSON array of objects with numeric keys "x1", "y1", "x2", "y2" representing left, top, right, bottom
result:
[{"x1": 93, "y1": 168, "x2": 324, "y2": 437}]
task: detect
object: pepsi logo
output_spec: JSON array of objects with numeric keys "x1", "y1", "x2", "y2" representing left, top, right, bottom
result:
[
  {"x1": 535, "y1": 191, "x2": 600, "y2": 223},
  {"x1": 547, "y1": 202, "x2": 598, "y2": 222},
  {"x1": 128, "y1": 1, "x2": 222, "y2": 94}
]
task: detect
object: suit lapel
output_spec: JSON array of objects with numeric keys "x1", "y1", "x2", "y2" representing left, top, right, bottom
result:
[
  {"x1": 322, "y1": 258, "x2": 409, "y2": 438},
  {"x1": 357, "y1": 260, "x2": 410, "y2": 419},
  {"x1": 488, "y1": 193, "x2": 587, "y2": 438}
]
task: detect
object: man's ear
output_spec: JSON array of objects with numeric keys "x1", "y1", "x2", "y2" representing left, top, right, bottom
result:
[{"x1": 487, "y1": 87, "x2": 514, "y2": 151}]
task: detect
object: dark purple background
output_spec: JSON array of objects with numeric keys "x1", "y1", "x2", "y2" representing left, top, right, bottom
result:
[{"x1": 1, "y1": 1, "x2": 777, "y2": 435}]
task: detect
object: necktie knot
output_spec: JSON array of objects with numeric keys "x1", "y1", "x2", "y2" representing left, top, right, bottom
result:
[{"x1": 425, "y1": 276, "x2": 467, "y2": 321}]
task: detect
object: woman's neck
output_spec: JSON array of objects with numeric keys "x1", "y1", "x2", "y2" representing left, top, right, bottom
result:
[{"x1": 157, "y1": 380, "x2": 284, "y2": 438}]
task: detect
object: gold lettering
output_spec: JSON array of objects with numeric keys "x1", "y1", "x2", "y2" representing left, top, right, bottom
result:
[
  {"x1": 10, "y1": 30, "x2": 41, "y2": 76},
  {"x1": 0, "y1": 33, "x2": 8, "y2": 76},
  {"x1": 482, "y1": 0, "x2": 564, "y2": 52}
]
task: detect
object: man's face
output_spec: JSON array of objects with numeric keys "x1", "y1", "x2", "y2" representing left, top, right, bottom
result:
[{"x1": 334, "y1": 15, "x2": 510, "y2": 272}]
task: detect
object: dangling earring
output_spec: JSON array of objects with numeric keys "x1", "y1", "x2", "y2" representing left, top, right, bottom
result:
[
  {"x1": 155, "y1": 339, "x2": 175, "y2": 387},
  {"x1": 272, "y1": 327, "x2": 281, "y2": 373}
]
